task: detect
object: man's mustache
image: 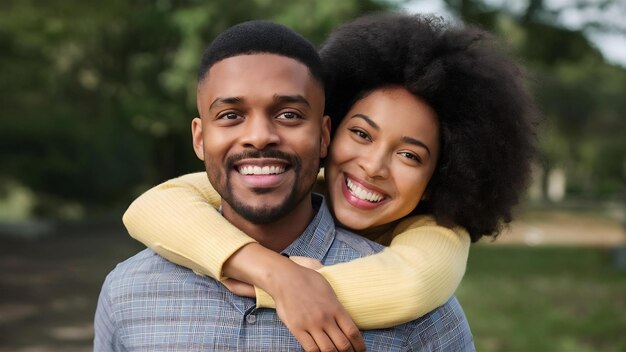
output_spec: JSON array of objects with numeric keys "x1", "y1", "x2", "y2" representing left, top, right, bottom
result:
[{"x1": 225, "y1": 149, "x2": 300, "y2": 170}]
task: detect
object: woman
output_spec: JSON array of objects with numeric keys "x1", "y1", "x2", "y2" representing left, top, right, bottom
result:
[{"x1": 124, "y1": 13, "x2": 536, "y2": 351}]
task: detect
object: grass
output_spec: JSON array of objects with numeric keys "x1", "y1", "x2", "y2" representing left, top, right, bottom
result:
[
  {"x1": 458, "y1": 245, "x2": 626, "y2": 351},
  {"x1": 0, "y1": 229, "x2": 625, "y2": 351}
]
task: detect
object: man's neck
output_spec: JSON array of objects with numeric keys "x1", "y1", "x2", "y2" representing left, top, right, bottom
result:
[{"x1": 221, "y1": 196, "x2": 315, "y2": 253}]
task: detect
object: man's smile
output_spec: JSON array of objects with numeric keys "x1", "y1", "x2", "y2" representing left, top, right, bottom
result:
[
  {"x1": 232, "y1": 158, "x2": 293, "y2": 189},
  {"x1": 238, "y1": 165, "x2": 286, "y2": 175}
]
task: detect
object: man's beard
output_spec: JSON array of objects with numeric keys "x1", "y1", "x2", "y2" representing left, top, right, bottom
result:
[
  {"x1": 208, "y1": 149, "x2": 317, "y2": 224},
  {"x1": 225, "y1": 186, "x2": 304, "y2": 224}
]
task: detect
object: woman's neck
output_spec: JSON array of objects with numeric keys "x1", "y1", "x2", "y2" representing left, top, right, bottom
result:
[{"x1": 352, "y1": 221, "x2": 399, "y2": 243}]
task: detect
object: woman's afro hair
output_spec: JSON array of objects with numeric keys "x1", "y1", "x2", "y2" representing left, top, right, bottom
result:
[{"x1": 320, "y1": 13, "x2": 538, "y2": 242}]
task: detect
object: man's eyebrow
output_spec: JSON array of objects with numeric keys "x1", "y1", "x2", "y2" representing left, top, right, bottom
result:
[
  {"x1": 273, "y1": 94, "x2": 311, "y2": 108},
  {"x1": 209, "y1": 97, "x2": 244, "y2": 110},
  {"x1": 402, "y1": 136, "x2": 431, "y2": 155},
  {"x1": 351, "y1": 114, "x2": 380, "y2": 130}
]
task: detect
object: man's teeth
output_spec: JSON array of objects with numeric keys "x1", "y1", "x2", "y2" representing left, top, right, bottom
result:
[
  {"x1": 346, "y1": 178, "x2": 384, "y2": 203},
  {"x1": 239, "y1": 165, "x2": 285, "y2": 175}
]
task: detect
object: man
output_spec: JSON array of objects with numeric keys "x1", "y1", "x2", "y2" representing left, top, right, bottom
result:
[{"x1": 94, "y1": 20, "x2": 474, "y2": 351}]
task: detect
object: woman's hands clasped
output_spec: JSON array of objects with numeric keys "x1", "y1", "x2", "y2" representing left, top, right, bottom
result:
[{"x1": 222, "y1": 249, "x2": 365, "y2": 352}]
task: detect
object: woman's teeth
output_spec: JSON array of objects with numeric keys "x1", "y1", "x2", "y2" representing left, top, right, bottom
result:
[
  {"x1": 239, "y1": 165, "x2": 285, "y2": 175},
  {"x1": 346, "y1": 178, "x2": 384, "y2": 203}
]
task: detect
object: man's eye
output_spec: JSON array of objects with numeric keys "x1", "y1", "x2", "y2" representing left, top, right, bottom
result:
[
  {"x1": 276, "y1": 112, "x2": 301, "y2": 120},
  {"x1": 218, "y1": 112, "x2": 241, "y2": 120}
]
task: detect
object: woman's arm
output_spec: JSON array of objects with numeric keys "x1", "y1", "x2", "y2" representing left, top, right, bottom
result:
[
  {"x1": 123, "y1": 172, "x2": 365, "y2": 351},
  {"x1": 122, "y1": 172, "x2": 255, "y2": 280},
  {"x1": 256, "y1": 216, "x2": 471, "y2": 329},
  {"x1": 124, "y1": 172, "x2": 470, "y2": 330},
  {"x1": 326, "y1": 217, "x2": 471, "y2": 328}
]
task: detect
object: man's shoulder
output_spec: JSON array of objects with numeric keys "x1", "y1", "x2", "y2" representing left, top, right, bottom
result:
[
  {"x1": 102, "y1": 248, "x2": 208, "y2": 295},
  {"x1": 354, "y1": 295, "x2": 474, "y2": 351},
  {"x1": 105, "y1": 248, "x2": 170, "y2": 279},
  {"x1": 401, "y1": 296, "x2": 475, "y2": 351},
  {"x1": 328, "y1": 227, "x2": 385, "y2": 261}
]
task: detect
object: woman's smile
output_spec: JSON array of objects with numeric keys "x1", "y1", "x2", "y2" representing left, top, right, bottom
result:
[{"x1": 341, "y1": 173, "x2": 390, "y2": 210}]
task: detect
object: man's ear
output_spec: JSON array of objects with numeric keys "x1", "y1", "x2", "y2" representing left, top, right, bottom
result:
[
  {"x1": 191, "y1": 117, "x2": 205, "y2": 161},
  {"x1": 319, "y1": 115, "x2": 331, "y2": 158}
]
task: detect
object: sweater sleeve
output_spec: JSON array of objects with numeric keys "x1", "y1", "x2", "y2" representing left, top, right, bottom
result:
[
  {"x1": 124, "y1": 171, "x2": 471, "y2": 329},
  {"x1": 122, "y1": 172, "x2": 256, "y2": 280},
  {"x1": 255, "y1": 216, "x2": 471, "y2": 329}
]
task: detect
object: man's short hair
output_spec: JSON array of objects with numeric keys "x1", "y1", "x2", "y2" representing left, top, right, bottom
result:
[{"x1": 198, "y1": 20, "x2": 324, "y2": 86}]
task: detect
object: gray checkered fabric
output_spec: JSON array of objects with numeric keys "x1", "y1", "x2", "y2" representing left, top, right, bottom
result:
[{"x1": 94, "y1": 195, "x2": 475, "y2": 351}]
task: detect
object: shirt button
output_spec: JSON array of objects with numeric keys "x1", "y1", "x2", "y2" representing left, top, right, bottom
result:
[{"x1": 246, "y1": 314, "x2": 257, "y2": 324}]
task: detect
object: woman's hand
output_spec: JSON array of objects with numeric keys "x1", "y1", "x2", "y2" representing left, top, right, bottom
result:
[
  {"x1": 221, "y1": 278, "x2": 255, "y2": 297},
  {"x1": 221, "y1": 256, "x2": 323, "y2": 298},
  {"x1": 272, "y1": 264, "x2": 365, "y2": 352},
  {"x1": 223, "y1": 244, "x2": 365, "y2": 352}
]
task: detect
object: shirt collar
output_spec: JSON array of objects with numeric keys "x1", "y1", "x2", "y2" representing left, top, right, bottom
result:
[{"x1": 280, "y1": 193, "x2": 335, "y2": 262}]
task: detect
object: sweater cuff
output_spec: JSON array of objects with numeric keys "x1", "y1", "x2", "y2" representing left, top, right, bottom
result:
[
  {"x1": 211, "y1": 238, "x2": 257, "y2": 281},
  {"x1": 255, "y1": 286, "x2": 276, "y2": 308}
]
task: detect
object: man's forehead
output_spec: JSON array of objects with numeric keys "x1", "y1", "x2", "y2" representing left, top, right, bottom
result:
[
  {"x1": 204, "y1": 54, "x2": 314, "y2": 82},
  {"x1": 198, "y1": 54, "x2": 324, "y2": 106}
]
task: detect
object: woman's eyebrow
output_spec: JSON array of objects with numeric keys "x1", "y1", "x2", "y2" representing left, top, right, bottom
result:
[
  {"x1": 402, "y1": 136, "x2": 431, "y2": 155},
  {"x1": 352, "y1": 113, "x2": 430, "y2": 154},
  {"x1": 351, "y1": 114, "x2": 380, "y2": 130}
]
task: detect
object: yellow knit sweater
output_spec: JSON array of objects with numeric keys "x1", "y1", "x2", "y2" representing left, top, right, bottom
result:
[{"x1": 123, "y1": 172, "x2": 470, "y2": 329}]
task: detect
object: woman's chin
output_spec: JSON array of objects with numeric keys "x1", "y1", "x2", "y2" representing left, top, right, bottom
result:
[{"x1": 334, "y1": 211, "x2": 372, "y2": 231}]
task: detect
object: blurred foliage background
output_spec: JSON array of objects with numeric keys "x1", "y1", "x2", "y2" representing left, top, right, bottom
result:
[
  {"x1": 0, "y1": 0, "x2": 391, "y2": 219},
  {"x1": 0, "y1": 0, "x2": 625, "y2": 351},
  {"x1": 1, "y1": 0, "x2": 624, "y2": 219}
]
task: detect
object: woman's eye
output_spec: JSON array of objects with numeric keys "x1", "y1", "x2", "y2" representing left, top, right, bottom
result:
[
  {"x1": 399, "y1": 151, "x2": 422, "y2": 163},
  {"x1": 276, "y1": 112, "x2": 301, "y2": 120},
  {"x1": 349, "y1": 128, "x2": 371, "y2": 141}
]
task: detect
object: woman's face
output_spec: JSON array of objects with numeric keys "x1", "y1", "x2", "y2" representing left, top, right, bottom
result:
[{"x1": 325, "y1": 86, "x2": 440, "y2": 231}]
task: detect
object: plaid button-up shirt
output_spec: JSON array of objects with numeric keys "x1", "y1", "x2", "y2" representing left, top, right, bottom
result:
[{"x1": 95, "y1": 195, "x2": 474, "y2": 351}]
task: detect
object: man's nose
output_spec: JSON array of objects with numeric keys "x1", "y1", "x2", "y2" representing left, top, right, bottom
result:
[{"x1": 240, "y1": 115, "x2": 280, "y2": 150}]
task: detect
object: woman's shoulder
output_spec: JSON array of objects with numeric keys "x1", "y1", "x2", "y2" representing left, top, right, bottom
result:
[
  {"x1": 391, "y1": 215, "x2": 469, "y2": 240},
  {"x1": 329, "y1": 227, "x2": 385, "y2": 262},
  {"x1": 393, "y1": 215, "x2": 437, "y2": 232}
]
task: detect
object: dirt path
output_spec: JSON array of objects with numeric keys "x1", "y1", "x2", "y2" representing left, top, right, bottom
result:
[{"x1": 483, "y1": 211, "x2": 626, "y2": 247}]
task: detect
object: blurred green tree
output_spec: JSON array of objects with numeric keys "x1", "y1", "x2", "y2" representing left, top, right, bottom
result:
[
  {"x1": 0, "y1": 0, "x2": 391, "y2": 217},
  {"x1": 2, "y1": 0, "x2": 624, "y2": 218},
  {"x1": 441, "y1": 0, "x2": 626, "y2": 199}
]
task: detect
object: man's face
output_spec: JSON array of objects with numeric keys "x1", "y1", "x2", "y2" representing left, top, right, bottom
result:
[{"x1": 193, "y1": 54, "x2": 330, "y2": 224}]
